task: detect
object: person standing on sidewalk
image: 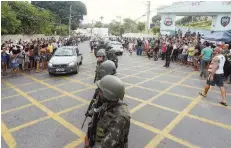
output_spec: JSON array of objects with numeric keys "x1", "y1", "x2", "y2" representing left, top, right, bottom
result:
[
  {"x1": 199, "y1": 42, "x2": 213, "y2": 79},
  {"x1": 199, "y1": 47, "x2": 227, "y2": 106}
]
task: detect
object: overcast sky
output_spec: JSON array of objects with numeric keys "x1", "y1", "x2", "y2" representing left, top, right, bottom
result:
[{"x1": 80, "y1": 0, "x2": 179, "y2": 24}]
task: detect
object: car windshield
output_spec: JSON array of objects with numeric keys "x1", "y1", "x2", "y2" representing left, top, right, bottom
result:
[{"x1": 54, "y1": 48, "x2": 73, "y2": 56}]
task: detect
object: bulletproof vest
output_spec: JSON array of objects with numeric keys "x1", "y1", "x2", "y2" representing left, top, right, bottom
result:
[{"x1": 95, "y1": 103, "x2": 130, "y2": 147}]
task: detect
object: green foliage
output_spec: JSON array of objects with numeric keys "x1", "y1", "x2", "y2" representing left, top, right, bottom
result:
[
  {"x1": 32, "y1": 1, "x2": 87, "y2": 28},
  {"x1": 151, "y1": 26, "x2": 160, "y2": 34},
  {"x1": 109, "y1": 20, "x2": 121, "y2": 36},
  {"x1": 1, "y1": 1, "x2": 87, "y2": 35},
  {"x1": 55, "y1": 25, "x2": 69, "y2": 36},
  {"x1": 122, "y1": 18, "x2": 137, "y2": 33},
  {"x1": 152, "y1": 15, "x2": 161, "y2": 26},
  {"x1": 136, "y1": 22, "x2": 145, "y2": 32},
  {"x1": 1, "y1": 1, "x2": 21, "y2": 34},
  {"x1": 94, "y1": 21, "x2": 103, "y2": 28}
]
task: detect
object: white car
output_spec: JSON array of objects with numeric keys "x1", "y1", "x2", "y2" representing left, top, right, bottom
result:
[{"x1": 108, "y1": 41, "x2": 123, "y2": 55}]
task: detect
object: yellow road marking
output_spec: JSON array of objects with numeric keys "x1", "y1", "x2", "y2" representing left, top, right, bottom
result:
[
  {"x1": 9, "y1": 104, "x2": 86, "y2": 133},
  {"x1": 3, "y1": 80, "x2": 85, "y2": 137},
  {"x1": 131, "y1": 119, "x2": 200, "y2": 148},
  {"x1": 127, "y1": 82, "x2": 231, "y2": 110},
  {"x1": 187, "y1": 114, "x2": 231, "y2": 130},
  {"x1": 64, "y1": 137, "x2": 85, "y2": 148},
  {"x1": 2, "y1": 121, "x2": 17, "y2": 148},
  {"x1": 2, "y1": 104, "x2": 34, "y2": 115},
  {"x1": 129, "y1": 72, "x2": 195, "y2": 114},
  {"x1": 22, "y1": 73, "x2": 89, "y2": 104},
  {"x1": 2, "y1": 86, "x2": 93, "y2": 115},
  {"x1": 127, "y1": 94, "x2": 231, "y2": 131},
  {"x1": 145, "y1": 96, "x2": 202, "y2": 148}
]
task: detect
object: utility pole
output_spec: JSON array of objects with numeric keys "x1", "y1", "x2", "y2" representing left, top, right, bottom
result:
[
  {"x1": 146, "y1": 1, "x2": 151, "y2": 34},
  {"x1": 69, "y1": 5, "x2": 72, "y2": 38},
  {"x1": 91, "y1": 19, "x2": 94, "y2": 39}
]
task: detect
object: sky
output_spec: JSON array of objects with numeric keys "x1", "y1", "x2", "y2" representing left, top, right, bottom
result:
[{"x1": 80, "y1": 0, "x2": 179, "y2": 24}]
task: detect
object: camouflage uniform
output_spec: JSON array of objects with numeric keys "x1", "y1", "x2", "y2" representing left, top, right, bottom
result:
[
  {"x1": 93, "y1": 103, "x2": 130, "y2": 148},
  {"x1": 86, "y1": 75, "x2": 130, "y2": 148}
]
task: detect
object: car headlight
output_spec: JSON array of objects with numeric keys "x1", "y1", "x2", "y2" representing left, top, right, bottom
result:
[
  {"x1": 69, "y1": 61, "x2": 76, "y2": 66},
  {"x1": 48, "y1": 62, "x2": 52, "y2": 67}
]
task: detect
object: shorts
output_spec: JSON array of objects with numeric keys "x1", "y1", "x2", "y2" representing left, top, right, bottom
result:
[
  {"x1": 34, "y1": 56, "x2": 40, "y2": 61},
  {"x1": 187, "y1": 56, "x2": 193, "y2": 62},
  {"x1": 182, "y1": 54, "x2": 188, "y2": 61},
  {"x1": 207, "y1": 74, "x2": 224, "y2": 87}
]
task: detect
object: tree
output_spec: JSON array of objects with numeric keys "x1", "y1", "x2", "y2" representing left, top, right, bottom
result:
[
  {"x1": 122, "y1": 18, "x2": 137, "y2": 33},
  {"x1": 32, "y1": 1, "x2": 87, "y2": 28},
  {"x1": 152, "y1": 15, "x2": 161, "y2": 26},
  {"x1": 151, "y1": 26, "x2": 160, "y2": 34},
  {"x1": 1, "y1": 1, "x2": 21, "y2": 34},
  {"x1": 109, "y1": 20, "x2": 121, "y2": 36},
  {"x1": 137, "y1": 22, "x2": 145, "y2": 32},
  {"x1": 94, "y1": 21, "x2": 103, "y2": 28}
]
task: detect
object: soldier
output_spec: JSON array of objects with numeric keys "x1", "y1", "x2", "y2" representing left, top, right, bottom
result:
[
  {"x1": 96, "y1": 49, "x2": 107, "y2": 65},
  {"x1": 94, "y1": 49, "x2": 107, "y2": 83},
  {"x1": 84, "y1": 75, "x2": 130, "y2": 148},
  {"x1": 106, "y1": 48, "x2": 118, "y2": 68},
  {"x1": 95, "y1": 60, "x2": 116, "y2": 82}
]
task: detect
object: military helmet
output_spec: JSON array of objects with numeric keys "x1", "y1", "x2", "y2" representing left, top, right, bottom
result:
[
  {"x1": 96, "y1": 75, "x2": 125, "y2": 102},
  {"x1": 97, "y1": 49, "x2": 106, "y2": 57},
  {"x1": 98, "y1": 60, "x2": 116, "y2": 79}
]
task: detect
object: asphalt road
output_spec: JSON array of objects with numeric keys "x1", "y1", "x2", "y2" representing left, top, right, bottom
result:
[{"x1": 1, "y1": 41, "x2": 231, "y2": 148}]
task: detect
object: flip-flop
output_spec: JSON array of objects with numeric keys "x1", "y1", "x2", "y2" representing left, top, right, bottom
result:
[
  {"x1": 219, "y1": 102, "x2": 228, "y2": 106},
  {"x1": 199, "y1": 92, "x2": 206, "y2": 97}
]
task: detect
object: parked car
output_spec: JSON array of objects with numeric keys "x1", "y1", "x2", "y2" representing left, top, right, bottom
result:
[
  {"x1": 108, "y1": 41, "x2": 123, "y2": 55},
  {"x1": 48, "y1": 46, "x2": 83, "y2": 75}
]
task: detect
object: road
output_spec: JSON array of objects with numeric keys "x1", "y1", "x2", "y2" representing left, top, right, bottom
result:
[{"x1": 1, "y1": 41, "x2": 231, "y2": 148}]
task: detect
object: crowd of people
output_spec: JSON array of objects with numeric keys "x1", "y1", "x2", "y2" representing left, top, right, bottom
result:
[
  {"x1": 121, "y1": 33, "x2": 231, "y2": 84},
  {"x1": 1, "y1": 36, "x2": 89, "y2": 76}
]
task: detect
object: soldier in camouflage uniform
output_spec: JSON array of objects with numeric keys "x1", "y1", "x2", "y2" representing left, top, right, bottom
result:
[
  {"x1": 95, "y1": 60, "x2": 116, "y2": 82},
  {"x1": 94, "y1": 49, "x2": 108, "y2": 83},
  {"x1": 85, "y1": 75, "x2": 130, "y2": 148},
  {"x1": 106, "y1": 48, "x2": 118, "y2": 68}
]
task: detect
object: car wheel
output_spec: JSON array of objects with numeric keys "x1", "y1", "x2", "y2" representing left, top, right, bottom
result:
[
  {"x1": 121, "y1": 52, "x2": 123, "y2": 55},
  {"x1": 49, "y1": 72, "x2": 53, "y2": 76}
]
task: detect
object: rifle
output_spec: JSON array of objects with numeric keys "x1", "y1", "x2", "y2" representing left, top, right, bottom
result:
[
  {"x1": 87, "y1": 102, "x2": 107, "y2": 147},
  {"x1": 81, "y1": 89, "x2": 98, "y2": 129}
]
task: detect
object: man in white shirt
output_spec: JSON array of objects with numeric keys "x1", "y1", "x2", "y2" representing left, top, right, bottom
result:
[{"x1": 199, "y1": 47, "x2": 227, "y2": 106}]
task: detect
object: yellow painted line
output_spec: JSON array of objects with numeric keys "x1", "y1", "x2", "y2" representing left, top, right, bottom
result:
[
  {"x1": 9, "y1": 116, "x2": 50, "y2": 133},
  {"x1": 2, "y1": 94, "x2": 21, "y2": 100},
  {"x1": 145, "y1": 96, "x2": 202, "y2": 148},
  {"x1": 125, "y1": 67, "x2": 182, "y2": 90},
  {"x1": 9, "y1": 104, "x2": 86, "y2": 133},
  {"x1": 166, "y1": 134, "x2": 200, "y2": 148},
  {"x1": 64, "y1": 137, "x2": 85, "y2": 148},
  {"x1": 2, "y1": 104, "x2": 34, "y2": 115},
  {"x1": 127, "y1": 94, "x2": 231, "y2": 131},
  {"x1": 63, "y1": 76, "x2": 95, "y2": 87},
  {"x1": 2, "y1": 82, "x2": 33, "y2": 90},
  {"x1": 128, "y1": 72, "x2": 196, "y2": 114},
  {"x1": 128, "y1": 83, "x2": 231, "y2": 110},
  {"x1": 131, "y1": 119, "x2": 199, "y2": 148},
  {"x1": 131, "y1": 119, "x2": 161, "y2": 133},
  {"x1": 22, "y1": 73, "x2": 89, "y2": 104},
  {"x1": 2, "y1": 95, "x2": 66, "y2": 115},
  {"x1": 187, "y1": 114, "x2": 231, "y2": 131},
  {"x1": 56, "y1": 103, "x2": 87, "y2": 115},
  {"x1": 1, "y1": 121, "x2": 17, "y2": 148},
  {"x1": 3, "y1": 80, "x2": 85, "y2": 137}
]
